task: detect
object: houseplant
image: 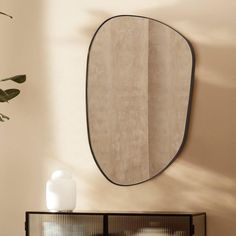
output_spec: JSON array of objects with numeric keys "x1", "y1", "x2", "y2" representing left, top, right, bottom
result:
[{"x1": 0, "y1": 11, "x2": 26, "y2": 121}]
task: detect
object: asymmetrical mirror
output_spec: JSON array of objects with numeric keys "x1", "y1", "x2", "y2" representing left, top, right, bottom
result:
[{"x1": 86, "y1": 15, "x2": 194, "y2": 185}]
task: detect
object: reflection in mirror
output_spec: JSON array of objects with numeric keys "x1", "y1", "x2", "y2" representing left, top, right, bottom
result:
[{"x1": 86, "y1": 15, "x2": 194, "y2": 186}]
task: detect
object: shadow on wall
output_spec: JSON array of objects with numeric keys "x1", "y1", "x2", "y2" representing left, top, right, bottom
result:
[
  {"x1": 78, "y1": 10, "x2": 112, "y2": 42},
  {"x1": 79, "y1": 0, "x2": 236, "y2": 47},
  {"x1": 76, "y1": 2, "x2": 236, "y2": 236},
  {"x1": 136, "y1": 0, "x2": 236, "y2": 48}
]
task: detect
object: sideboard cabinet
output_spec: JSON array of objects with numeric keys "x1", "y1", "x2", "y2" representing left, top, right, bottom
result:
[{"x1": 25, "y1": 211, "x2": 206, "y2": 236}]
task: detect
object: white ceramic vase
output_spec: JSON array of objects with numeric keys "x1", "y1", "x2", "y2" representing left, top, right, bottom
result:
[{"x1": 46, "y1": 170, "x2": 76, "y2": 212}]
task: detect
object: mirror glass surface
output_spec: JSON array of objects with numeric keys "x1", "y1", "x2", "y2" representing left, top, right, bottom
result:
[{"x1": 87, "y1": 15, "x2": 194, "y2": 185}]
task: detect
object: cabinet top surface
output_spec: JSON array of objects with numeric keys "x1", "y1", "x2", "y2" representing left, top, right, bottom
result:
[{"x1": 26, "y1": 211, "x2": 206, "y2": 216}]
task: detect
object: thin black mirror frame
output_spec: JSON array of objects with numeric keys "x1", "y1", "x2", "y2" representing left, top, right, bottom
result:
[{"x1": 85, "y1": 14, "x2": 195, "y2": 186}]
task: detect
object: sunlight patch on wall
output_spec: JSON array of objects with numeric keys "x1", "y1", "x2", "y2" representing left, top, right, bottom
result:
[
  {"x1": 177, "y1": 21, "x2": 236, "y2": 46},
  {"x1": 43, "y1": 0, "x2": 90, "y2": 166},
  {"x1": 166, "y1": 160, "x2": 236, "y2": 211}
]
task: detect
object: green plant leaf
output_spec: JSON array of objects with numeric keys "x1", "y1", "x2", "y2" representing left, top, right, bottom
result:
[
  {"x1": 0, "y1": 89, "x2": 20, "y2": 102},
  {"x1": 0, "y1": 89, "x2": 9, "y2": 102},
  {"x1": 1, "y1": 75, "x2": 26, "y2": 83},
  {"x1": 5, "y1": 89, "x2": 20, "y2": 100}
]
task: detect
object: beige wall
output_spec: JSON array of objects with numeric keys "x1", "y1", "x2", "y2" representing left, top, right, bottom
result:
[{"x1": 0, "y1": 0, "x2": 236, "y2": 235}]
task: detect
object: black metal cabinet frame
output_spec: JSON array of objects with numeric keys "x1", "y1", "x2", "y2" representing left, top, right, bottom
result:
[{"x1": 25, "y1": 211, "x2": 206, "y2": 236}]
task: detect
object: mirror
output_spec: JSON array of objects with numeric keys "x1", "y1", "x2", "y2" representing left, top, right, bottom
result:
[{"x1": 86, "y1": 15, "x2": 194, "y2": 186}]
